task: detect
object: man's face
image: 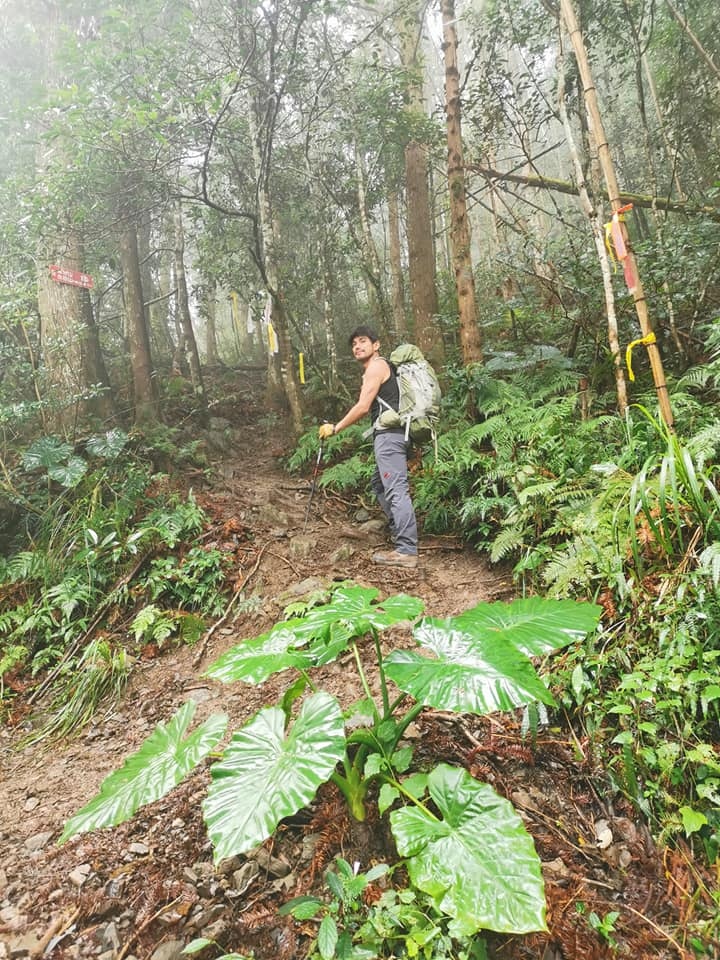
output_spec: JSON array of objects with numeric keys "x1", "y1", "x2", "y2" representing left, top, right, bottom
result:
[{"x1": 351, "y1": 336, "x2": 379, "y2": 361}]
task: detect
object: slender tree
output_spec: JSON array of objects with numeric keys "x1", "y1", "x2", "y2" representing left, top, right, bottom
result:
[
  {"x1": 173, "y1": 201, "x2": 207, "y2": 417},
  {"x1": 397, "y1": 0, "x2": 442, "y2": 362},
  {"x1": 387, "y1": 189, "x2": 408, "y2": 340},
  {"x1": 33, "y1": 2, "x2": 116, "y2": 429},
  {"x1": 664, "y1": 0, "x2": 720, "y2": 85},
  {"x1": 441, "y1": 0, "x2": 483, "y2": 365},
  {"x1": 118, "y1": 208, "x2": 159, "y2": 424}
]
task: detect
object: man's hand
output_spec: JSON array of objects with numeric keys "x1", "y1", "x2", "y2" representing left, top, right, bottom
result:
[{"x1": 318, "y1": 422, "x2": 335, "y2": 440}]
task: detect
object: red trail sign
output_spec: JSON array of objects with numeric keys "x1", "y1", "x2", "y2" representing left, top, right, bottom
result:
[{"x1": 49, "y1": 265, "x2": 94, "y2": 289}]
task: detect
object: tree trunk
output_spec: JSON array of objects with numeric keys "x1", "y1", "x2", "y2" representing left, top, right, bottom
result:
[
  {"x1": 322, "y1": 252, "x2": 339, "y2": 394},
  {"x1": 398, "y1": 0, "x2": 441, "y2": 362},
  {"x1": 139, "y1": 212, "x2": 175, "y2": 363},
  {"x1": 354, "y1": 143, "x2": 389, "y2": 334},
  {"x1": 33, "y1": 3, "x2": 94, "y2": 431},
  {"x1": 249, "y1": 94, "x2": 303, "y2": 433},
  {"x1": 37, "y1": 252, "x2": 87, "y2": 431},
  {"x1": 230, "y1": 292, "x2": 244, "y2": 361},
  {"x1": 118, "y1": 217, "x2": 159, "y2": 424},
  {"x1": 37, "y1": 228, "x2": 114, "y2": 430},
  {"x1": 441, "y1": 0, "x2": 482, "y2": 365},
  {"x1": 387, "y1": 190, "x2": 407, "y2": 341},
  {"x1": 78, "y1": 284, "x2": 116, "y2": 424},
  {"x1": 560, "y1": 0, "x2": 673, "y2": 430},
  {"x1": 205, "y1": 289, "x2": 219, "y2": 366},
  {"x1": 641, "y1": 54, "x2": 685, "y2": 201},
  {"x1": 173, "y1": 201, "x2": 207, "y2": 417},
  {"x1": 622, "y1": 3, "x2": 685, "y2": 362},
  {"x1": 468, "y1": 165, "x2": 720, "y2": 221}
]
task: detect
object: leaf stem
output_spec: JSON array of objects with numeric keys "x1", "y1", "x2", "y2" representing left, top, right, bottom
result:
[
  {"x1": 372, "y1": 628, "x2": 391, "y2": 717},
  {"x1": 351, "y1": 639, "x2": 380, "y2": 722}
]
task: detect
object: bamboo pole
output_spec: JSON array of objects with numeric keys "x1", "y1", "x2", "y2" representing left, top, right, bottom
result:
[
  {"x1": 557, "y1": 40, "x2": 628, "y2": 415},
  {"x1": 559, "y1": 0, "x2": 674, "y2": 430}
]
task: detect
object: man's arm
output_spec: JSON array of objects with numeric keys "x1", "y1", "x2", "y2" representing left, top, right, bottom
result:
[{"x1": 332, "y1": 358, "x2": 388, "y2": 434}]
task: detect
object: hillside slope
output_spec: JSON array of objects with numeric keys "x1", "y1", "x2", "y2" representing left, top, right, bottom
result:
[{"x1": 0, "y1": 414, "x2": 701, "y2": 960}]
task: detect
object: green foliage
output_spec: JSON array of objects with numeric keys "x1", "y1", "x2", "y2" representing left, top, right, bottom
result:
[
  {"x1": 132, "y1": 604, "x2": 178, "y2": 647},
  {"x1": 391, "y1": 764, "x2": 546, "y2": 936},
  {"x1": 552, "y1": 516, "x2": 720, "y2": 860},
  {"x1": 290, "y1": 375, "x2": 720, "y2": 880},
  {"x1": 575, "y1": 902, "x2": 620, "y2": 949},
  {"x1": 142, "y1": 547, "x2": 229, "y2": 616},
  {"x1": 288, "y1": 426, "x2": 373, "y2": 495},
  {"x1": 182, "y1": 939, "x2": 249, "y2": 960},
  {"x1": 0, "y1": 438, "x2": 230, "y2": 721},
  {"x1": 203, "y1": 692, "x2": 346, "y2": 861},
  {"x1": 63, "y1": 585, "x2": 600, "y2": 938},
  {"x1": 60, "y1": 701, "x2": 227, "y2": 843},
  {"x1": 281, "y1": 857, "x2": 489, "y2": 960},
  {"x1": 26, "y1": 638, "x2": 131, "y2": 744},
  {"x1": 130, "y1": 604, "x2": 205, "y2": 648},
  {"x1": 23, "y1": 436, "x2": 88, "y2": 489},
  {"x1": 320, "y1": 454, "x2": 375, "y2": 494},
  {"x1": 142, "y1": 492, "x2": 208, "y2": 548}
]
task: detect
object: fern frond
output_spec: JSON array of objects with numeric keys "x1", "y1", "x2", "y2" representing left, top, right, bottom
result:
[
  {"x1": 320, "y1": 454, "x2": 373, "y2": 493},
  {"x1": 490, "y1": 524, "x2": 526, "y2": 563},
  {"x1": 697, "y1": 544, "x2": 720, "y2": 588},
  {"x1": 4, "y1": 551, "x2": 49, "y2": 584},
  {"x1": 542, "y1": 539, "x2": 596, "y2": 597}
]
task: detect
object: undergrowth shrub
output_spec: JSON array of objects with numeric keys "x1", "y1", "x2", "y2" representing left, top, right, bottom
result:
[
  {"x1": 61, "y1": 585, "x2": 601, "y2": 947},
  {"x1": 545, "y1": 408, "x2": 720, "y2": 863},
  {"x1": 0, "y1": 430, "x2": 232, "y2": 726},
  {"x1": 290, "y1": 359, "x2": 720, "y2": 879}
]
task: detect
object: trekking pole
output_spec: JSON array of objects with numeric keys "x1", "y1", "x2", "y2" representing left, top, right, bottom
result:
[{"x1": 303, "y1": 436, "x2": 325, "y2": 532}]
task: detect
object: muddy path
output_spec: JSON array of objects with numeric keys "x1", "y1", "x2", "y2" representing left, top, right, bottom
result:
[{"x1": 0, "y1": 417, "x2": 706, "y2": 960}]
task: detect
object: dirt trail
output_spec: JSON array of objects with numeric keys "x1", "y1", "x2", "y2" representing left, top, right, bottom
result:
[{"x1": 0, "y1": 421, "x2": 701, "y2": 959}]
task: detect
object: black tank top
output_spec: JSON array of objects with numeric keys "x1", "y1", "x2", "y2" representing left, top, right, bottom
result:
[{"x1": 371, "y1": 359, "x2": 400, "y2": 424}]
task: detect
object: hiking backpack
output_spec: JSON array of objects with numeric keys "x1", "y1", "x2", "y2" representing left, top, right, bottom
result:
[{"x1": 374, "y1": 343, "x2": 441, "y2": 446}]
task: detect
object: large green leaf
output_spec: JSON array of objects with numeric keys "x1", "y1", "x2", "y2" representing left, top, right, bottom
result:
[
  {"x1": 384, "y1": 597, "x2": 601, "y2": 715},
  {"x1": 451, "y1": 597, "x2": 601, "y2": 657},
  {"x1": 385, "y1": 624, "x2": 554, "y2": 714},
  {"x1": 48, "y1": 455, "x2": 88, "y2": 488},
  {"x1": 60, "y1": 702, "x2": 227, "y2": 843},
  {"x1": 290, "y1": 585, "x2": 424, "y2": 648},
  {"x1": 202, "y1": 691, "x2": 346, "y2": 861},
  {"x1": 204, "y1": 624, "x2": 318, "y2": 685},
  {"x1": 204, "y1": 586, "x2": 424, "y2": 685},
  {"x1": 390, "y1": 764, "x2": 546, "y2": 935},
  {"x1": 85, "y1": 428, "x2": 129, "y2": 459},
  {"x1": 23, "y1": 436, "x2": 73, "y2": 471}
]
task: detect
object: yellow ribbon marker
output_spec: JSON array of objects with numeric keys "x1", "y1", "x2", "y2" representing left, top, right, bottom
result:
[
  {"x1": 299, "y1": 352, "x2": 305, "y2": 384},
  {"x1": 625, "y1": 331, "x2": 656, "y2": 382},
  {"x1": 267, "y1": 321, "x2": 279, "y2": 354},
  {"x1": 604, "y1": 221, "x2": 617, "y2": 270}
]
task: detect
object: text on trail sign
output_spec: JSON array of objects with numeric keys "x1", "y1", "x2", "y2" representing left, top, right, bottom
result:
[{"x1": 50, "y1": 265, "x2": 94, "y2": 289}]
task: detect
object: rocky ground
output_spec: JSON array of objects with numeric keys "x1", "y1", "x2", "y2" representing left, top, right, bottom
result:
[{"x1": 0, "y1": 408, "x2": 715, "y2": 960}]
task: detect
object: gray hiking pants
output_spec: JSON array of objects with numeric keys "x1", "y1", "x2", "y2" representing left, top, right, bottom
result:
[{"x1": 371, "y1": 430, "x2": 418, "y2": 556}]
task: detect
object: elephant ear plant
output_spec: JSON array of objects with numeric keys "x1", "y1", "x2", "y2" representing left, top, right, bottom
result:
[{"x1": 61, "y1": 583, "x2": 600, "y2": 937}]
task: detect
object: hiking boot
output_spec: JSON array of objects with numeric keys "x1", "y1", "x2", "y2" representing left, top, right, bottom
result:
[{"x1": 371, "y1": 549, "x2": 418, "y2": 568}]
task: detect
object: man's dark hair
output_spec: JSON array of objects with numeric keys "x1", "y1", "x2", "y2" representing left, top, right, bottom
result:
[{"x1": 348, "y1": 325, "x2": 379, "y2": 346}]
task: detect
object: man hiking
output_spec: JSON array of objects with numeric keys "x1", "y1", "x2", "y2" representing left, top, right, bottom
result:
[{"x1": 318, "y1": 326, "x2": 418, "y2": 568}]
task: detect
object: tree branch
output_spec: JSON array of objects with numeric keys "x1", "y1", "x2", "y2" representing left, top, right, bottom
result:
[{"x1": 468, "y1": 164, "x2": 720, "y2": 221}]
